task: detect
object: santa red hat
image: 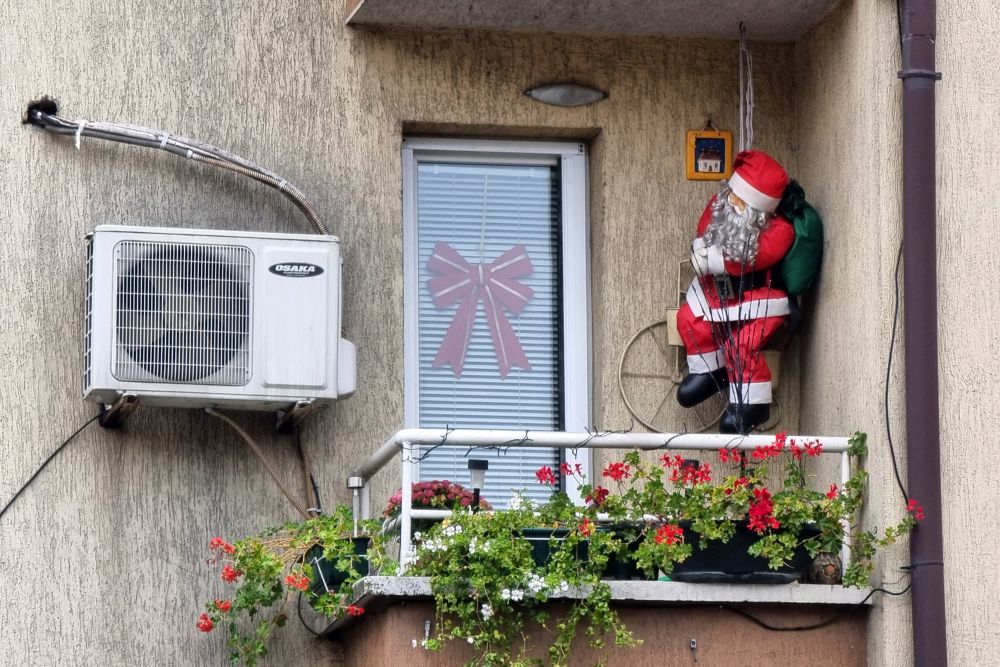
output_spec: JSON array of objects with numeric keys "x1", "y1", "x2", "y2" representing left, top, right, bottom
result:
[{"x1": 727, "y1": 150, "x2": 788, "y2": 213}]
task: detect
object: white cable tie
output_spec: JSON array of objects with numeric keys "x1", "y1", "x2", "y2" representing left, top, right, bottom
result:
[
  {"x1": 159, "y1": 133, "x2": 169, "y2": 149},
  {"x1": 74, "y1": 121, "x2": 87, "y2": 151},
  {"x1": 277, "y1": 179, "x2": 288, "y2": 191},
  {"x1": 186, "y1": 149, "x2": 194, "y2": 160}
]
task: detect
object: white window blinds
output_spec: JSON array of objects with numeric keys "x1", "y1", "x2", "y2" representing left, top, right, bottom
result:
[{"x1": 413, "y1": 161, "x2": 562, "y2": 506}]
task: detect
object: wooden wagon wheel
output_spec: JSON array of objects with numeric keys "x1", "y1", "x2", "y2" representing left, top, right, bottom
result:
[
  {"x1": 617, "y1": 319, "x2": 726, "y2": 433},
  {"x1": 617, "y1": 320, "x2": 784, "y2": 434}
]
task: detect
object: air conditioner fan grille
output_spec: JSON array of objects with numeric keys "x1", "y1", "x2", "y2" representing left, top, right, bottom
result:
[{"x1": 113, "y1": 241, "x2": 252, "y2": 385}]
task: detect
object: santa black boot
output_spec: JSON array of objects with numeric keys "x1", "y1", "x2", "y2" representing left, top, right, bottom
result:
[
  {"x1": 719, "y1": 403, "x2": 770, "y2": 434},
  {"x1": 676, "y1": 368, "x2": 727, "y2": 408}
]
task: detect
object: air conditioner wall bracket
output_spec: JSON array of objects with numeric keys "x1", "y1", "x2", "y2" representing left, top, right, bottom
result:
[
  {"x1": 99, "y1": 392, "x2": 140, "y2": 429},
  {"x1": 275, "y1": 399, "x2": 317, "y2": 434}
]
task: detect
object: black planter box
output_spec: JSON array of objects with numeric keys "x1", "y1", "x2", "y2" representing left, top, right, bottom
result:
[
  {"x1": 307, "y1": 536, "x2": 371, "y2": 596},
  {"x1": 670, "y1": 524, "x2": 819, "y2": 584}
]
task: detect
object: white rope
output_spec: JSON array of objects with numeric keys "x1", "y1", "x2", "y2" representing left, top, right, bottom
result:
[{"x1": 738, "y1": 23, "x2": 754, "y2": 152}]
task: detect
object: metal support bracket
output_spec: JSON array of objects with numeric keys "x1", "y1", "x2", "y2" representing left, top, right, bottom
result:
[
  {"x1": 275, "y1": 399, "x2": 317, "y2": 434},
  {"x1": 99, "y1": 392, "x2": 139, "y2": 429},
  {"x1": 897, "y1": 69, "x2": 942, "y2": 80}
]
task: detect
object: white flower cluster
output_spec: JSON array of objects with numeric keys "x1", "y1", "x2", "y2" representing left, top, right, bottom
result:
[
  {"x1": 525, "y1": 573, "x2": 546, "y2": 594},
  {"x1": 468, "y1": 537, "x2": 492, "y2": 555},
  {"x1": 415, "y1": 524, "x2": 465, "y2": 554},
  {"x1": 480, "y1": 603, "x2": 493, "y2": 620},
  {"x1": 418, "y1": 538, "x2": 447, "y2": 553},
  {"x1": 500, "y1": 587, "x2": 525, "y2": 602},
  {"x1": 506, "y1": 493, "x2": 535, "y2": 511}
]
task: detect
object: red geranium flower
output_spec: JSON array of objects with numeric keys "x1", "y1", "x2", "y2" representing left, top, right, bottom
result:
[
  {"x1": 213, "y1": 599, "x2": 232, "y2": 612},
  {"x1": 748, "y1": 488, "x2": 780, "y2": 534},
  {"x1": 717, "y1": 448, "x2": 745, "y2": 464},
  {"x1": 221, "y1": 565, "x2": 243, "y2": 583},
  {"x1": 346, "y1": 604, "x2": 365, "y2": 617},
  {"x1": 578, "y1": 517, "x2": 594, "y2": 537},
  {"x1": 826, "y1": 484, "x2": 839, "y2": 499},
  {"x1": 285, "y1": 573, "x2": 308, "y2": 591},
  {"x1": 661, "y1": 454, "x2": 685, "y2": 469},
  {"x1": 602, "y1": 462, "x2": 631, "y2": 482},
  {"x1": 723, "y1": 476, "x2": 749, "y2": 496},
  {"x1": 585, "y1": 486, "x2": 610, "y2": 506},
  {"x1": 196, "y1": 613, "x2": 214, "y2": 633},
  {"x1": 671, "y1": 462, "x2": 711, "y2": 485},
  {"x1": 535, "y1": 465, "x2": 557, "y2": 485},
  {"x1": 655, "y1": 523, "x2": 684, "y2": 546},
  {"x1": 907, "y1": 498, "x2": 925, "y2": 521}
]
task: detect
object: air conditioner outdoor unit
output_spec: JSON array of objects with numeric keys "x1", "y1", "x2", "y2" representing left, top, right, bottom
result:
[{"x1": 83, "y1": 225, "x2": 356, "y2": 412}]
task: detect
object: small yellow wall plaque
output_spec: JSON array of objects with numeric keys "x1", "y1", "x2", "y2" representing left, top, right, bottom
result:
[{"x1": 686, "y1": 129, "x2": 733, "y2": 181}]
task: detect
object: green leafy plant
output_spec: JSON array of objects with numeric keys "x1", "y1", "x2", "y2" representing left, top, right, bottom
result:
[
  {"x1": 580, "y1": 431, "x2": 922, "y2": 587},
  {"x1": 408, "y1": 468, "x2": 638, "y2": 667},
  {"x1": 198, "y1": 505, "x2": 393, "y2": 666}
]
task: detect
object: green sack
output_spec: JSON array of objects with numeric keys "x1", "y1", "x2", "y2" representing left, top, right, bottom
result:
[{"x1": 777, "y1": 181, "x2": 823, "y2": 295}]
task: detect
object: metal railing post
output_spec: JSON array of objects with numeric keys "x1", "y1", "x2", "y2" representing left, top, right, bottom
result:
[
  {"x1": 840, "y1": 451, "x2": 851, "y2": 571},
  {"x1": 400, "y1": 440, "x2": 413, "y2": 572}
]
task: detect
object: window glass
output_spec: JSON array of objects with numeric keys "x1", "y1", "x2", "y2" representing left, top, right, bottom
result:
[
  {"x1": 414, "y1": 161, "x2": 562, "y2": 505},
  {"x1": 404, "y1": 139, "x2": 590, "y2": 507}
]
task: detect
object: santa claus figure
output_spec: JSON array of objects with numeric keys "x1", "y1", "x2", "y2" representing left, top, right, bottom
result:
[{"x1": 676, "y1": 150, "x2": 794, "y2": 434}]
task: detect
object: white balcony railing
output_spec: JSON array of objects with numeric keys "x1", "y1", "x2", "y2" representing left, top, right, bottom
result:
[{"x1": 347, "y1": 428, "x2": 853, "y2": 572}]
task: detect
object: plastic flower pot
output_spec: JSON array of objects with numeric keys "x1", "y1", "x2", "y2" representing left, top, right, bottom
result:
[
  {"x1": 306, "y1": 536, "x2": 371, "y2": 596},
  {"x1": 521, "y1": 528, "x2": 589, "y2": 567},
  {"x1": 668, "y1": 524, "x2": 821, "y2": 584},
  {"x1": 599, "y1": 526, "x2": 654, "y2": 580}
]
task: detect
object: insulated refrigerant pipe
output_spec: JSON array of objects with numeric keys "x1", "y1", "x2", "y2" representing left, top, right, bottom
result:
[{"x1": 899, "y1": 1, "x2": 947, "y2": 665}]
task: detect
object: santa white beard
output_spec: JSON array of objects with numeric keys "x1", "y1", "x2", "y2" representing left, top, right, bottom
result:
[{"x1": 702, "y1": 187, "x2": 770, "y2": 265}]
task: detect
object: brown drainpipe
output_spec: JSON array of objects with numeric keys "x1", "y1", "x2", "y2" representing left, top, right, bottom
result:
[{"x1": 899, "y1": 1, "x2": 946, "y2": 665}]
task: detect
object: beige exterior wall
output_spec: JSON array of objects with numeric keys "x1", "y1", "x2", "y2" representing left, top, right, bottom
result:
[
  {"x1": 798, "y1": 0, "x2": 1000, "y2": 665},
  {"x1": 936, "y1": 1, "x2": 1000, "y2": 665},
  {"x1": 13, "y1": 0, "x2": 991, "y2": 664},
  {"x1": 0, "y1": 2, "x2": 802, "y2": 665},
  {"x1": 794, "y1": 1, "x2": 910, "y2": 665}
]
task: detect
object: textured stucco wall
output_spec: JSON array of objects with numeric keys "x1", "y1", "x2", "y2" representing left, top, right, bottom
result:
[
  {"x1": 0, "y1": 2, "x2": 800, "y2": 665},
  {"x1": 937, "y1": 1, "x2": 1000, "y2": 665},
  {"x1": 794, "y1": 1, "x2": 911, "y2": 665},
  {"x1": 798, "y1": 0, "x2": 1000, "y2": 665}
]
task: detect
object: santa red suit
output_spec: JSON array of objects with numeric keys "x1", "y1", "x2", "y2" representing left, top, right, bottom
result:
[{"x1": 675, "y1": 150, "x2": 794, "y2": 433}]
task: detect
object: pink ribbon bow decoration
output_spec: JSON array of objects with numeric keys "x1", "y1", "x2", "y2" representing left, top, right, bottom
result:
[{"x1": 426, "y1": 241, "x2": 534, "y2": 379}]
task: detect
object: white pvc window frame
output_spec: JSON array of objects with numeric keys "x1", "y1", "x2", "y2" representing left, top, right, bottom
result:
[{"x1": 402, "y1": 137, "x2": 592, "y2": 503}]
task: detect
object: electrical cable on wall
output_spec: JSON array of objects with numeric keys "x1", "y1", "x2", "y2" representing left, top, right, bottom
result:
[
  {"x1": 719, "y1": 580, "x2": 912, "y2": 632},
  {"x1": 0, "y1": 414, "x2": 100, "y2": 522},
  {"x1": 21, "y1": 96, "x2": 329, "y2": 235},
  {"x1": 881, "y1": 0, "x2": 910, "y2": 504}
]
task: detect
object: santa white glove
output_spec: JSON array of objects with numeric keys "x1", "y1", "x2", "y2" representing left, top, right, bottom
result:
[{"x1": 690, "y1": 238, "x2": 726, "y2": 276}]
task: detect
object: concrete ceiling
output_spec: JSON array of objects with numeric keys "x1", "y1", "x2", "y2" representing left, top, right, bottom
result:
[{"x1": 345, "y1": 0, "x2": 838, "y2": 42}]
